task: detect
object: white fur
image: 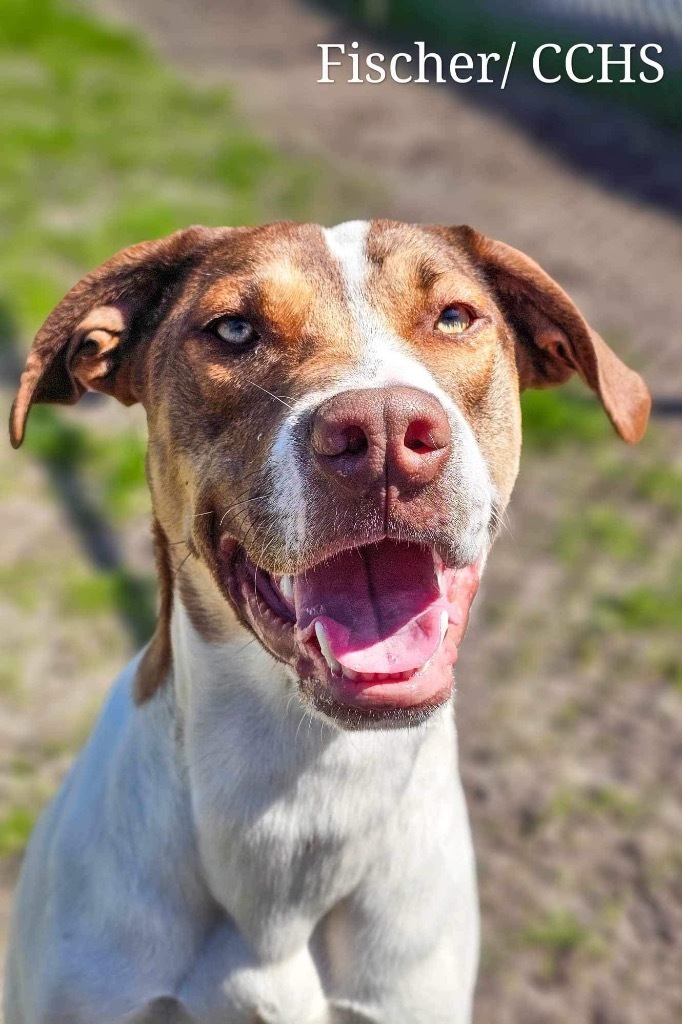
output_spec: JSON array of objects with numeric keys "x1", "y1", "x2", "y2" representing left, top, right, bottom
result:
[{"x1": 5, "y1": 604, "x2": 479, "y2": 1023}]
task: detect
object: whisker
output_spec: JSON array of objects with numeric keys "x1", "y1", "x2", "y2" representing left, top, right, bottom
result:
[
  {"x1": 230, "y1": 467, "x2": 264, "y2": 489},
  {"x1": 245, "y1": 380, "x2": 295, "y2": 411},
  {"x1": 253, "y1": 565, "x2": 264, "y2": 616},
  {"x1": 172, "y1": 550, "x2": 193, "y2": 579},
  {"x1": 238, "y1": 519, "x2": 261, "y2": 555},
  {"x1": 285, "y1": 691, "x2": 299, "y2": 718},
  {"x1": 220, "y1": 495, "x2": 267, "y2": 528},
  {"x1": 235, "y1": 638, "x2": 256, "y2": 656},
  {"x1": 295, "y1": 710, "x2": 307, "y2": 745}
]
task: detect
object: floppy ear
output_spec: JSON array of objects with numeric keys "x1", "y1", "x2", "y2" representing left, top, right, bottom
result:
[
  {"x1": 9, "y1": 225, "x2": 214, "y2": 448},
  {"x1": 456, "y1": 226, "x2": 651, "y2": 444}
]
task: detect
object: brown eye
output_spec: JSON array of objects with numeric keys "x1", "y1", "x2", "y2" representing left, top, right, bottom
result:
[
  {"x1": 436, "y1": 305, "x2": 473, "y2": 336},
  {"x1": 213, "y1": 316, "x2": 259, "y2": 349}
]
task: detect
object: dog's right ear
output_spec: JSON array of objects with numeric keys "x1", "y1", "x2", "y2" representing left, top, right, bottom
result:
[
  {"x1": 9, "y1": 226, "x2": 216, "y2": 448},
  {"x1": 454, "y1": 226, "x2": 651, "y2": 444}
]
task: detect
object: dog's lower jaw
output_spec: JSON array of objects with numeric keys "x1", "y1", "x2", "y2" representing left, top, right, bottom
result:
[{"x1": 218, "y1": 537, "x2": 482, "y2": 731}]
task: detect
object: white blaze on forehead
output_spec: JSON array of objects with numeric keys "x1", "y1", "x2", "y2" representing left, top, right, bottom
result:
[
  {"x1": 267, "y1": 220, "x2": 495, "y2": 556},
  {"x1": 323, "y1": 220, "x2": 449, "y2": 396},
  {"x1": 323, "y1": 220, "x2": 370, "y2": 301},
  {"x1": 323, "y1": 219, "x2": 414, "y2": 387}
]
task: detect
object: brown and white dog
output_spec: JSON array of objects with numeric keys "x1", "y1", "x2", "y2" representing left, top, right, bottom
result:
[{"x1": 5, "y1": 221, "x2": 649, "y2": 1024}]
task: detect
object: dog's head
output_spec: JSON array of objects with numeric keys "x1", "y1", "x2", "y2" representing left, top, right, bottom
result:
[{"x1": 11, "y1": 221, "x2": 650, "y2": 728}]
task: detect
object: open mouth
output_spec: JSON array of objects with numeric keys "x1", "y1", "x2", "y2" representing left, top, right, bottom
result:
[{"x1": 222, "y1": 538, "x2": 480, "y2": 726}]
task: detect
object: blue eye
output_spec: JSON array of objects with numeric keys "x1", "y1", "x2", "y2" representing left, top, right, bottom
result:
[
  {"x1": 214, "y1": 316, "x2": 259, "y2": 348},
  {"x1": 436, "y1": 305, "x2": 473, "y2": 335}
]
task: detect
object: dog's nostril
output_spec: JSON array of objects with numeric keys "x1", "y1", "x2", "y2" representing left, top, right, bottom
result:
[
  {"x1": 404, "y1": 420, "x2": 441, "y2": 455},
  {"x1": 342, "y1": 426, "x2": 368, "y2": 457},
  {"x1": 312, "y1": 418, "x2": 370, "y2": 459}
]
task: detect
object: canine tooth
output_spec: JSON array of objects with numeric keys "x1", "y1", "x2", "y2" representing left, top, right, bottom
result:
[
  {"x1": 315, "y1": 622, "x2": 341, "y2": 674},
  {"x1": 279, "y1": 575, "x2": 294, "y2": 603},
  {"x1": 439, "y1": 610, "x2": 449, "y2": 644},
  {"x1": 416, "y1": 653, "x2": 435, "y2": 676},
  {"x1": 432, "y1": 550, "x2": 445, "y2": 588},
  {"x1": 342, "y1": 667, "x2": 359, "y2": 681}
]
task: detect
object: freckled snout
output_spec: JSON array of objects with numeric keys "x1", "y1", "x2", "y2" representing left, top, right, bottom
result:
[{"x1": 310, "y1": 386, "x2": 451, "y2": 496}]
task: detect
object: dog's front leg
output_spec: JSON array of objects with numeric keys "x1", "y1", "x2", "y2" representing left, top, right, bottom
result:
[
  {"x1": 178, "y1": 918, "x2": 331, "y2": 1024},
  {"x1": 124, "y1": 997, "x2": 195, "y2": 1023}
]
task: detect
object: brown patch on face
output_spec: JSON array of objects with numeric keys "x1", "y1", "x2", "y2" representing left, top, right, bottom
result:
[
  {"x1": 258, "y1": 262, "x2": 316, "y2": 340},
  {"x1": 363, "y1": 221, "x2": 523, "y2": 509},
  {"x1": 124, "y1": 226, "x2": 361, "y2": 675}
]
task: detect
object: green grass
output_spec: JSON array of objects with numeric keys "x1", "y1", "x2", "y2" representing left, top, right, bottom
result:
[
  {"x1": 522, "y1": 909, "x2": 590, "y2": 955},
  {"x1": 0, "y1": 653, "x2": 23, "y2": 697},
  {"x1": 332, "y1": 0, "x2": 682, "y2": 133},
  {"x1": 59, "y1": 567, "x2": 156, "y2": 630},
  {"x1": 549, "y1": 784, "x2": 642, "y2": 825},
  {"x1": 0, "y1": 805, "x2": 38, "y2": 857},
  {"x1": 520, "y1": 386, "x2": 613, "y2": 451},
  {"x1": 21, "y1": 404, "x2": 91, "y2": 468},
  {"x1": 0, "y1": 561, "x2": 43, "y2": 612},
  {"x1": 632, "y1": 462, "x2": 682, "y2": 515},
  {"x1": 557, "y1": 504, "x2": 643, "y2": 563},
  {"x1": 0, "y1": 0, "x2": 356, "y2": 346},
  {"x1": 658, "y1": 656, "x2": 682, "y2": 692},
  {"x1": 95, "y1": 432, "x2": 148, "y2": 520},
  {"x1": 521, "y1": 908, "x2": 602, "y2": 978},
  {"x1": 24, "y1": 406, "x2": 150, "y2": 520},
  {"x1": 595, "y1": 574, "x2": 682, "y2": 631}
]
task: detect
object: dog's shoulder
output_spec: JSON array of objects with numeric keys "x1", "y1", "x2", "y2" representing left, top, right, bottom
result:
[{"x1": 5, "y1": 658, "x2": 211, "y2": 1024}]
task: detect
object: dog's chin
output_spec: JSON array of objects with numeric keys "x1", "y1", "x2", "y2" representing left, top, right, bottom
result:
[
  {"x1": 219, "y1": 536, "x2": 481, "y2": 731},
  {"x1": 297, "y1": 664, "x2": 455, "y2": 732}
]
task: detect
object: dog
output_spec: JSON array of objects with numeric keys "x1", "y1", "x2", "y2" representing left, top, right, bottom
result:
[{"x1": 4, "y1": 220, "x2": 650, "y2": 1023}]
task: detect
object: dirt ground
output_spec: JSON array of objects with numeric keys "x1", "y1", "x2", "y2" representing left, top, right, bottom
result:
[{"x1": 2, "y1": 0, "x2": 681, "y2": 1020}]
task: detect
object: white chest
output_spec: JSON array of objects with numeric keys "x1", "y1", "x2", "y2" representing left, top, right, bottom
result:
[{"x1": 186, "y1": 683, "x2": 445, "y2": 955}]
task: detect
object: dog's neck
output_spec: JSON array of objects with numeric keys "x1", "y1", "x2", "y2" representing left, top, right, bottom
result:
[
  {"x1": 158, "y1": 596, "x2": 461, "y2": 967},
  {"x1": 170, "y1": 594, "x2": 448, "y2": 764},
  {"x1": 168, "y1": 593, "x2": 456, "y2": 815},
  {"x1": 166, "y1": 596, "x2": 458, "y2": 954}
]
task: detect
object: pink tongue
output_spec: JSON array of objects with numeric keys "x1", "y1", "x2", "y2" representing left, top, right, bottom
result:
[{"x1": 295, "y1": 541, "x2": 444, "y2": 674}]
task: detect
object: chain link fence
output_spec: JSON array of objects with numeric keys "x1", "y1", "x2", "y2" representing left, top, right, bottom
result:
[{"x1": 331, "y1": 0, "x2": 682, "y2": 412}]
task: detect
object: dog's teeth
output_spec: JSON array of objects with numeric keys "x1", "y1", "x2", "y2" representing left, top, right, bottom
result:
[
  {"x1": 433, "y1": 550, "x2": 445, "y2": 588},
  {"x1": 413, "y1": 614, "x2": 449, "y2": 678},
  {"x1": 315, "y1": 621, "x2": 341, "y2": 674},
  {"x1": 279, "y1": 575, "x2": 294, "y2": 603},
  {"x1": 342, "y1": 667, "x2": 359, "y2": 680}
]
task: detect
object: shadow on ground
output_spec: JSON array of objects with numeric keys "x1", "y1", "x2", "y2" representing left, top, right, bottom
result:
[
  {"x1": 0, "y1": 303, "x2": 155, "y2": 649},
  {"x1": 314, "y1": 0, "x2": 682, "y2": 217}
]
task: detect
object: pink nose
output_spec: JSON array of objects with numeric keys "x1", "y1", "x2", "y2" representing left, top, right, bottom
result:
[{"x1": 311, "y1": 386, "x2": 451, "y2": 495}]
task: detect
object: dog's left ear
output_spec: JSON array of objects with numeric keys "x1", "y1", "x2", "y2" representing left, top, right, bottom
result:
[
  {"x1": 456, "y1": 226, "x2": 651, "y2": 444},
  {"x1": 9, "y1": 225, "x2": 216, "y2": 448}
]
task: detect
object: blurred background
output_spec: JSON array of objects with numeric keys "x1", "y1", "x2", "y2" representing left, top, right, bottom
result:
[{"x1": 1, "y1": 0, "x2": 681, "y2": 1020}]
